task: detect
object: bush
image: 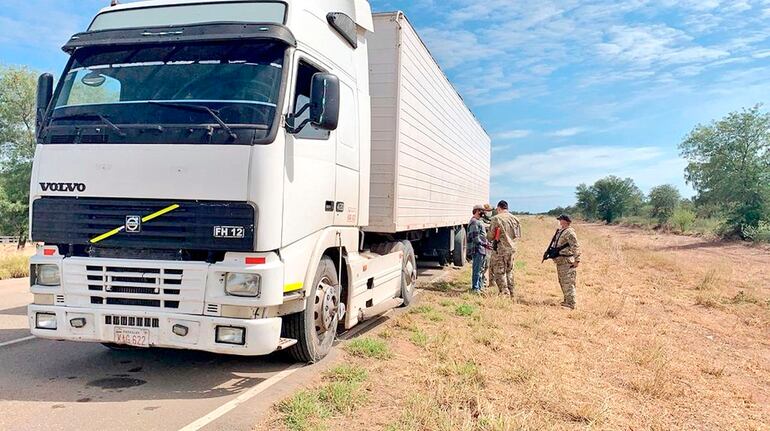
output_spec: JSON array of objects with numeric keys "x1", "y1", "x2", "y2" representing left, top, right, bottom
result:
[
  {"x1": 671, "y1": 208, "x2": 696, "y2": 233},
  {"x1": 742, "y1": 221, "x2": 770, "y2": 243},
  {"x1": 0, "y1": 254, "x2": 29, "y2": 280}
]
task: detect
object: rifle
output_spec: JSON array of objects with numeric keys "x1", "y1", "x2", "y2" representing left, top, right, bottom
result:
[{"x1": 542, "y1": 229, "x2": 570, "y2": 263}]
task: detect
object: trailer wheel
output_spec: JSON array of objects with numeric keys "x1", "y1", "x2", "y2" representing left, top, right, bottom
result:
[
  {"x1": 398, "y1": 240, "x2": 417, "y2": 306},
  {"x1": 282, "y1": 256, "x2": 340, "y2": 363},
  {"x1": 453, "y1": 226, "x2": 467, "y2": 267}
]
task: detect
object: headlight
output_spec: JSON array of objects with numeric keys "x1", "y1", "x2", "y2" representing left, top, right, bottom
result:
[
  {"x1": 216, "y1": 326, "x2": 245, "y2": 345},
  {"x1": 33, "y1": 264, "x2": 60, "y2": 286},
  {"x1": 225, "y1": 273, "x2": 261, "y2": 297},
  {"x1": 36, "y1": 312, "x2": 57, "y2": 330}
]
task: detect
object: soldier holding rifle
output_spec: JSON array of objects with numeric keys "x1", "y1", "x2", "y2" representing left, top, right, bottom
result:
[{"x1": 543, "y1": 214, "x2": 581, "y2": 309}]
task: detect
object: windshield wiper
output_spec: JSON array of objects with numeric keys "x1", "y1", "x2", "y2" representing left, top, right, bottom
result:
[
  {"x1": 147, "y1": 101, "x2": 238, "y2": 141},
  {"x1": 50, "y1": 113, "x2": 126, "y2": 137}
]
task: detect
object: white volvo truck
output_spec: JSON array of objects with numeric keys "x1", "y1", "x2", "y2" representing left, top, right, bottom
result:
[{"x1": 28, "y1": 0, "x2": 490, "y2": 362}]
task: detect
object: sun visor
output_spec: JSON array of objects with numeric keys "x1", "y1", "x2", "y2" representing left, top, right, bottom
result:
[{"x1": 62, "y1": 23, "x2": 297, "y2": 54}]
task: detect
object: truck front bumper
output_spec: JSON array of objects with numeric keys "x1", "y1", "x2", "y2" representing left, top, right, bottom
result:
[{"x1": 28, "y1": 305, "x2": 283, "y2": 356}]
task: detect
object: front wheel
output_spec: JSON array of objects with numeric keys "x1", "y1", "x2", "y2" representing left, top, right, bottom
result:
[{"x1": 282, "y1": 256, "x2": 340, "y2": 363}]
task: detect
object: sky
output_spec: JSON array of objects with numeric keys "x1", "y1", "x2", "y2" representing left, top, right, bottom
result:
[{"x1": 1, "y1": 0, "x2": 770, "y2": 212}]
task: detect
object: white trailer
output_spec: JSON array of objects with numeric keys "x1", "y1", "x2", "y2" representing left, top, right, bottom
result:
[
  {"x1": 28, "y1": 0, "x2": 490, "y2": 362},
  {"x1": 368, "y1": 12, "x2": 490, "y2": 234}
]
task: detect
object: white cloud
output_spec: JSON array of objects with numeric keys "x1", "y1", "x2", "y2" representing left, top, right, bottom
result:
[
  {"x1": 548, "y1": 127, "x2": 585, "y2": 137},
  {"x1": 494, "y1": 129, "x2": 531, "y2": 140},
  {"x1": 492, "y1": 145, "x2": 672, "y2": 188},
  {"x1": 596, "y1": 24, "x2": 729, "y2": 68}
]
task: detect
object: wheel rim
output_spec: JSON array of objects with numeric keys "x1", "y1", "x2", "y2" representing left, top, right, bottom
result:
[
  {"x1": 314, "y1": 277, "x2": 339, "y2": 340},
  {"x1": 404, "y1": 259, "x2": 416, "y2": 294}
]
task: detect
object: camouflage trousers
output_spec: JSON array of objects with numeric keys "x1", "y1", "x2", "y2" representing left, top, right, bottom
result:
[
  {"x1": 556, "y1": 263, "x2": 577, "y2": 308},
  {"x1": 491, "y1": 250, "x2": 515, "y2": 296}
]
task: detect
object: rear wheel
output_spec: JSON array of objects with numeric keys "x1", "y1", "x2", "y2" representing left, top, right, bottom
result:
[
  {"x1": 398, "y1": 240, "x2": 417, "y2": 306},
  {"x1": 282, "y1": 256, "x2": 340, "y2": 363},
  {"x1": 453, "y1": 226, "x2": 467, "y2": 267}
]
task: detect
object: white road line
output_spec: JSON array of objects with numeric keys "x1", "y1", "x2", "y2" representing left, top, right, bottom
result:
[
  {"x1": 178, "y1": 364, "x2": 304, "y2": 431},
  {"x1": 0, "y1": 335, "x2": 35, "y2": 348}
]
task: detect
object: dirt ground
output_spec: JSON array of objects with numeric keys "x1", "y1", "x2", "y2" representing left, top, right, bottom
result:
[{"x1": 259, "y1": 216, "x2": 769, "y2": 431}]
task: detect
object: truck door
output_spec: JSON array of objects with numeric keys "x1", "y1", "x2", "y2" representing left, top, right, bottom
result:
[
  {"x1": 282, "y1": 58, "x2": 336, "y2": 245},
  {"x1": 333, "y1": 82, "x2": 360, "y2": 226}
]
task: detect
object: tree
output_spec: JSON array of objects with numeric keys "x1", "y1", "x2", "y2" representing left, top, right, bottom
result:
[
  {"x1": 0, "y1": 65, "x2": 38, "y2": 247},
  {"x1": 591, "y1": 176, "x2": 643, "y2": 223},
  {"x1": 575, "y1": 183, "x2": 598, "y2": 219},
  {"x1": 671, "y1": 208, "x2": 696, "y2": 233},
  {"x1": 648, "y1": 184, "x2": 681, "y2": 225},
  {"x1": 680, "y1": 105, "x2": 770, "y2": 236}
]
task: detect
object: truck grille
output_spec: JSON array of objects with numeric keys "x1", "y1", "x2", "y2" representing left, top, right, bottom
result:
[
  {"x1": 62, "y1": 258, "x2": 207, "y2": 314},
  {"x1": 86, "y1": 264, "x2": 185, "y2": 309},
  {"x1": 31, "y1": 197, "x2": 255, "y2": 252}
]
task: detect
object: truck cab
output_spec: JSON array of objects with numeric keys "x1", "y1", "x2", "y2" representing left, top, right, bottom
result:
[{"x1": 28, "y1": 0, "x2": 411, "y2": 362}]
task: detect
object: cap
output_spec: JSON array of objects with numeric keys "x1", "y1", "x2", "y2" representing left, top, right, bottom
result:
[
  {"x1": 557, "y1": 214, "x2": 572, "y2": 222},
  {"x1": 483, "y1": 204, "x2": 493, "y2": 211},
  {"x1": 473, "y1": 204, "x2": 485, "y2": 212}
]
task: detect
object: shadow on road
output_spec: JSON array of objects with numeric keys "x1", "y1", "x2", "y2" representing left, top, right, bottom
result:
[
  {"x1": 0, "y1": 340, "x2": 297, "y2": 403},
  {"x1": 0, "y1": 305, "x2": 28, "y2": 316}
]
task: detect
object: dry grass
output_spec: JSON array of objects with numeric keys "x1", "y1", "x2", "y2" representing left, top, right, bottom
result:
[
  {"x1": 0, "y1": 253, "x2": 29, "y2": 280},
  {"x1": 0, "y1": 244, "x2": 35, "y2": 280},
  {"x1": 260, "y1": 216, "x2": 770, "y2": 431}
]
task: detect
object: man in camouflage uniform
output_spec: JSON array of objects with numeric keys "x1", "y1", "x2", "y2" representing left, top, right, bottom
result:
[
  {"x1": 551, "y1": 214, "x2": 581, "y2": 309},
  {"x1": 487, "y1": 200, "x2": 521, "y2": 297},
  {"x1": 480, "y1": 204, "x2": 494, "y2": 290}
]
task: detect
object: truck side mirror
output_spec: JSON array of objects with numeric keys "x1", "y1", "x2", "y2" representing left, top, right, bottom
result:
[
  {"x1": 286, "y1": 72, "x2": 340, "y2": 135},
  {"x1": 36, "y1": 73, "x2": 54, "y2": 137},
  {"x1": 309, "y1": 72, "x2": 339, "y2": 131}
]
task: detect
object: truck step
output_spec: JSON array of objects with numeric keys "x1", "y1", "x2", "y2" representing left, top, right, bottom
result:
[
  {"x1": 276, "y1": 338, "x2": 298, "y2": 351},
  {"x1": 358, "y1": 298, "x2": 404, "y2": 322}
]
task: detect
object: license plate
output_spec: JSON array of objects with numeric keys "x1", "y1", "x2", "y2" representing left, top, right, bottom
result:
[{"x1": 114, "y1": 327, "x2": 150, "y2": 347}]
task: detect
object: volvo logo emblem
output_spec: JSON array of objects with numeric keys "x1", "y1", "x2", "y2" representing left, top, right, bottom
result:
[{"x1": 125, "y1": 216, "x2": 142, "y2": 233}]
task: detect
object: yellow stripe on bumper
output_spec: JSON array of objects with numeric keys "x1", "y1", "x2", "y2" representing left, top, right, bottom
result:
[{"x1": 284, "y1": 282, "x2": 303, "y2": 293}]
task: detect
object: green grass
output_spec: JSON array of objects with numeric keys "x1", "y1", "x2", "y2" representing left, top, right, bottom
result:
[
  {"x1": 410, "y1": 304, "x2": 445, "y2": 322},
  {"x1": 345, "y1": 337, "x2": 391, "y2": 359},
  {"x1": 0, "y1": 254, "x2": 29, "y2": 280},
  {"x1": 278, "y1": 391, "x2": 329, "y2": 431},
  {"x1": 454, "y1": 303, "x2": 476, "y2": 317},
  {"x1": 409, "y1": 329, "x2": 429, "y2": 347},
  {"x1": 325, "y1": 364, "x2": 368, "y2": 384},
  {"x1": 279, "y1": 365, "x2": 369, "y2": 431}
]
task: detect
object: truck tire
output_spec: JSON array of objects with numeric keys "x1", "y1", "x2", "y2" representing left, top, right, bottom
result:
[
  {"x1": 282, "y1": 256, "x2": 340, "y2": 363},
  {"x1": 453, "y1": 226, "x2": 466, "y2": 267},
  {"x1": 398, "y1": 240, "x2": 417, "y2": 306}
]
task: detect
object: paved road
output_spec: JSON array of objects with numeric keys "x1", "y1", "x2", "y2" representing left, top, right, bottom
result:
[{"x1": 0, "y1": 262, "x2": 449, "y2": 431}]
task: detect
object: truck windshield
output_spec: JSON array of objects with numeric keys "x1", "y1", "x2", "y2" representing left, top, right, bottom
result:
[{"x1": 51, "y1": 41, "x2": 285, "y2": 141}]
